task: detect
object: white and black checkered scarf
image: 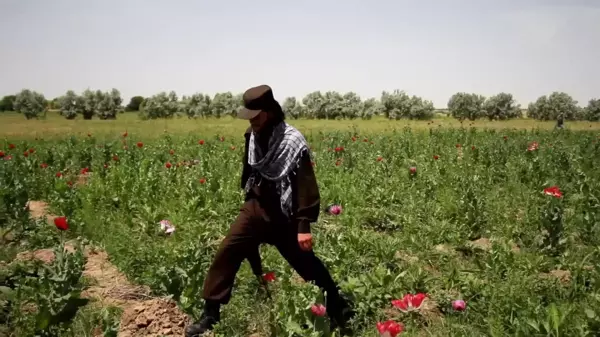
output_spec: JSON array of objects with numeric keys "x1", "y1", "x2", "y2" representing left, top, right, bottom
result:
[{"x1": 244, "y1": 121, "x2": 309, "y2": 218}]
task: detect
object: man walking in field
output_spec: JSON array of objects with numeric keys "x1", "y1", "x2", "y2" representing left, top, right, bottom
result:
[{"x1": 185, "y1": 85, "x2": 355, "y2": 336}]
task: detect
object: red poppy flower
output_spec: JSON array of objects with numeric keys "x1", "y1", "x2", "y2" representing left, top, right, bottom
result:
[
  {"x1": 392, "y1": 293, "x2": 427, "y2": 312},
  {"x1": 199, "y1": 178, "x2": 206, "y2": 184},
  {"x1": 377, "y1": 156, "x2": 383, "y2": 162},
  {"x1": 376, "y1": 320, "x2": 404, "y2": 337},
  {"x1": 363, "y1": 138, "x2": 368, "y2": 142},
  {"x1": 80, "y1": 168, "x2": 89, "y2": 175},
  {"x1": 231, "y1": 146, "x2": 236, "y2": 150},
  {"x1": 543, "y1": 186, "x2": 562, "y2": 198},
  {"x1": 67, "y1": 181, "x2": 73, "y2": 187},
  {"x1": 311, "y1": 304, "x2": 326, "y2": 317},
  {"x1": 56, "y1": 172, "x2": 62, "y2": 178},
  {"x1": 28, "y1": 148, "x2": 35, "y2": 154},
  {"x1": 471, "y1": 145, "x2": 476, "y2": 150},
  {"x1": 54, "y1": 216, "x2": 68, "y2": 231},
  {"x1": 409, "y1": 167, "x2": 417, "y2": 175},
  {"x1": 334, "y1": 146, "x2": 344, "y2": 152},
  {"x1": 123, "y1": 131, "x2": 128, "y2": 137},
  {"x1": 169, "y1": 149, "x2": 175, "y2": 155},
  {"x1": 165, "y1": 162, "x2": 172, "y2": 169},
  {"x1": 503, "y1": 135, "x2": 508, "y2": 141},
  {"x1": 433, "y1": 155, "x2": 439, "y2": 160},
  {"x1": 456, "y1": 144, "x2": 462, "y2": 148},
  {"x1": 262, "y1": 272, "x2": 276, "y2": 282},
  {"x1": 103, "y1": 164, "x2": 108, "y2": 169},
  {"x1": 136, "y1": 142, "x2": 143, "y2": 148},
  {"x1": 40, "y1": 163, "x2": 48, "y2": 169},
  {"x1": 527, "y1": 141, "x2": 539, "y2": 151},
  {"x1": 351, "y1": 136, "x2": 357, "y2": 142},
  {"x1": 23, "y1": 151, "x2": 29, "y2": 157},
  {"x1": 198, "y1": 139, "x2": 205, "y2": 145},
  {"x1": 113, "y1": 155, "x2": 119, "y2": 161},
  {"x1": 8, "y1": 144, "x2": 15, "y2": 149},
  {"x1": 0, "y1": 151, "x2": 4, "y2": 158},
  {"x1": 335, "y1": 159, "x2": 342, "y2": 166}
]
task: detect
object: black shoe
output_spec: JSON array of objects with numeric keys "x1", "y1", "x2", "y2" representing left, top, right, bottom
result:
[
  {"x1": 327, "y1": 294, "x2": 355, "y2": 334},
  {"x1": 185, "y1": 313, "x2": 219, "y2": 337}
]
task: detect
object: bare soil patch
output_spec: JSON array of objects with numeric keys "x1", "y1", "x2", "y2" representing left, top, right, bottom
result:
[{"x1": 540, "y1": 269, "x2": 572, "y2": 284}]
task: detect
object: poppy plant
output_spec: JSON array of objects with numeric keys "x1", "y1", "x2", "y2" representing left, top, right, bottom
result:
[
  {"x1": 137, "y1": 142, "x2": 143, "y2": 148},
  {"x1": 165, "y1": 162, "x2": 172, "y2": 169},
  {"x1": 0, "y1": 151, "x2": 5, "y2": 158},
  {"x1": 40, "y1": 163, "x2": 48, "y2": 169},
  {"x1": 199, "y1": 178, "x2": 206, "y2": 184},
  {"x1": 9, "y1": 144, "x2": 15, "y2": 149},
  {"x1": 310, "y1": 304, "x2": 326, "y2": 317},
  {"x1": 392, "y1": 293, "x2": 427, "y2": 312},
  {"x1": 262, "y1": 272, "x2": 276, "y2": 282},
  {"x1": 376, "y1": 320, "x2": 404, "y2": 337},
  {"x1": 543, "y1": 186, "x2": 562, "y2": 198},
  {"x1": 433, "y1": 155, "x2": 439, "y2": 160},
  {"x1": 56, "y1": 172, "x2": 62, "y2": 178},
  {"x1": 452, "y1": 299, "x2": 466, "y2": 311},
  {"x1": 54, "y1": 216, "x2": 68, "y2": 231},
  {"x1": 198, "y1": 139, "x2": 205, "y2": 145},
  {"x1": 328, "y1": 204, "x2": 342, "y2": 215},
  {"x1": 527, "y1": 141, "x2": 539, "y2": 151}
]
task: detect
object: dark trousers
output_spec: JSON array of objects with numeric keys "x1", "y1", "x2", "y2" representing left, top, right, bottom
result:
[{"x1": 202, "y1": 198, "x2": 338, "y2": 304}]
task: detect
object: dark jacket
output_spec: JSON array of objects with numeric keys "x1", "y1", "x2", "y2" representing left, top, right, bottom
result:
[{"x1": 241, "y1": 126, "x2": 320, "y2": 233}]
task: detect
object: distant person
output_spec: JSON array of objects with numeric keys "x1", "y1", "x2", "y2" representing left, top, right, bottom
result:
[
  {"x1": 185, "y1": 85, "x2": 355, "y2": 337},
  {"x1": 556, "y1": 114, "x2": 565, "y2": 129}
]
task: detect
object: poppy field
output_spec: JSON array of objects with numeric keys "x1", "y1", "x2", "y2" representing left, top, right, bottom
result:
[{"x1": 2, "y1": 125, "x2": 600, "y2": 337}]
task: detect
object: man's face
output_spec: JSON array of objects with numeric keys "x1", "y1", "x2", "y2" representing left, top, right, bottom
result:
[{"x1": 249, "y1": 110, "x2": 269, "y2": 133}]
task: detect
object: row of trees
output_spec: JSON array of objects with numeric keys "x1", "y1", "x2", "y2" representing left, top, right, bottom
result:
[{"x1": 3, "y1": 89, "x2": 600, "y2": 122}]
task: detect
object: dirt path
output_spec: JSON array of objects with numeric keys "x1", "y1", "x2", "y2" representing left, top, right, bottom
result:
[{"x1": 18, "y1": 200, "x2": 191, "y2": 337}]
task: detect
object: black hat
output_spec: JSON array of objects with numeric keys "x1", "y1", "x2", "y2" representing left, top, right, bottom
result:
[{"x1": 237, "y1": 85, "x2": 279, "y2": 119}]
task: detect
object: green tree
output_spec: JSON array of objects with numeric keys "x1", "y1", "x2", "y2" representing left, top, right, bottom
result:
[
  {"x1": 447, "y1": 92, "x2": 486, "y2": 121},
  {"x1": 0, "y1": 95, "x2": 16, "y2": 111},
  {"x1": 527, "y1": 92, "x2": 582, "y2": 121},
  {"x1": 125, "y1": 96, "x2": 145, "y2": 111},
  {"x1": 584, "y1": 98, "x2": 600, "y2": 121},
  {"x1": 483, "y1": 93, "x2": 522, "y2": 120},
  {"x1": 58, "y1": 90, "x2": 84, "y2": 119},
  {"x1": 13, "y1": 89, "x2": 47, "y2": 119},
  {"x1": 381, "y1": 90, "x2": 434, "y2": 120}
]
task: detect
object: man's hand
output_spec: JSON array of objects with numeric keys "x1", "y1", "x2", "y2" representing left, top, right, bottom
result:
[{"x1": 298, "y1": 233, "x2": 313, "y2": 251}]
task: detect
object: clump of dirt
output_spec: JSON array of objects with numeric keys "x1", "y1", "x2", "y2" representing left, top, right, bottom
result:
[
  {"x1": 540, "y1": 269, "x2": 572, "y2": 284},
  {"x1": 395, "y1": 251, "x2": 419, "y2": 264},
  {"x1": 119, "y1": 298, "x2": 190, "y2": 337},
  {"x1": 434, "y1": 244, "x2": 455, "y2": 255},
  {"x1": 14, "y1": 244, "x2": 76, "y2": 264},
  {"x1": 26, "y1": 200, "x2": 57, "y2": 224},
  {"x1": 469, "y1": 238, "x2": 492, "y2": 251}
]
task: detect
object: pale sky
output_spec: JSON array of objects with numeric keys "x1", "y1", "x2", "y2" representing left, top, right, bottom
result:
[{"x1": 1, "y1": 0, "x2": 599, "y2": 108}]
